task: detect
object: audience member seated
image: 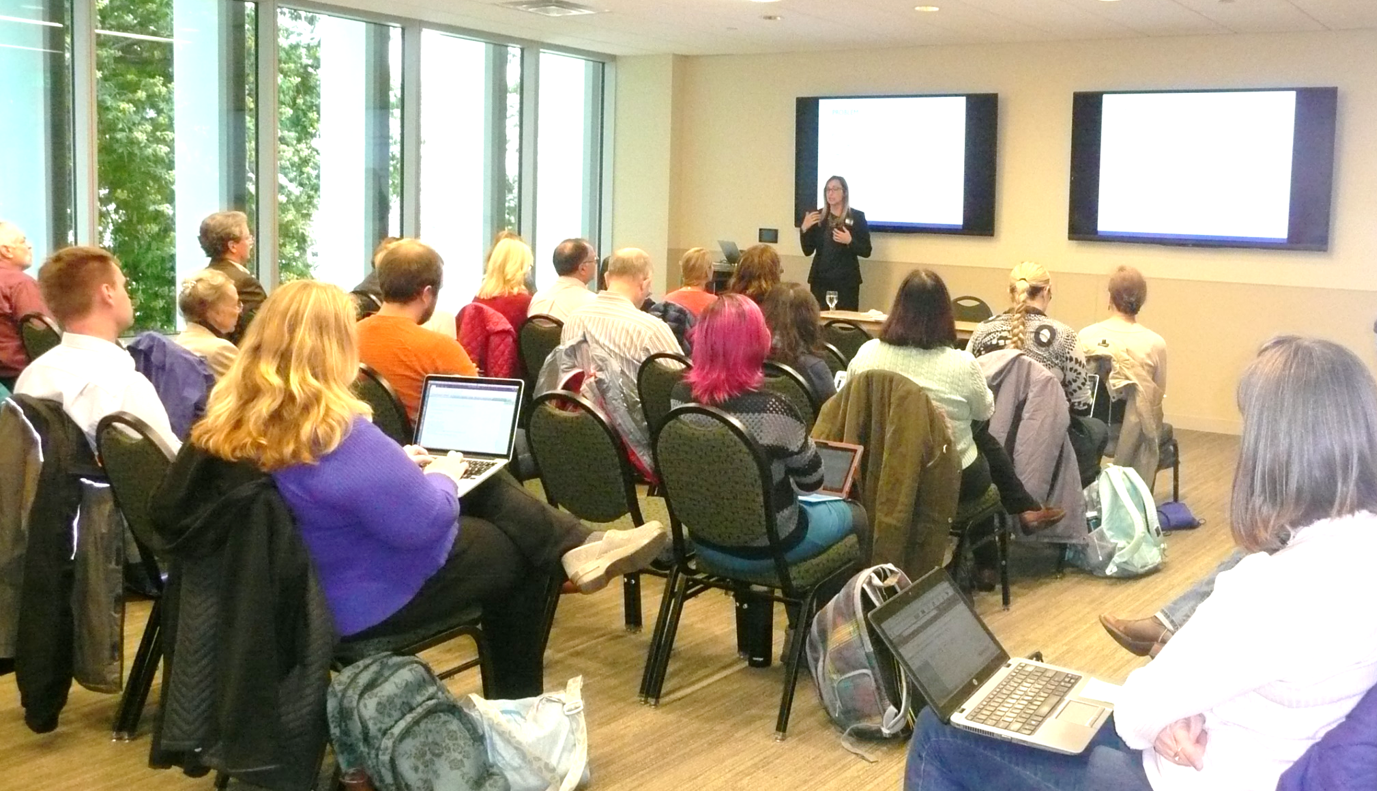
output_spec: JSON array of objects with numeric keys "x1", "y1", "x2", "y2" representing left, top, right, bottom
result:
[
  {"x1": 663, "y1": 247, "x2": 718, "y2": 319},
  {"x1": 905, "y1": 336, "x2": 1377, "y2": 791},
  {"x1": 157, "y1": 279, "x2": 668, "y2": 698},
  {"x1": 670, "y1": 294, "x2": 867, "y2": 575},
  {"x1": 762, "y1": 281, "x2": 836, "y2": 400},
  {"x1": 968, "y1": 260, "x2": 1105, "y2": 485},
  {"x1": 727, "y1": 244, "x2": 783, "y2": 305},
  {"x1": 1100, "y1": 550, "x2": 1243, "y2": 658},
  {"x1": 545, "y1": 247, "x2": 682, "y2": 471},
  {"x1": 174, "y1": 268, "x2": 241, "y2": 379},
  {"x1": 14, "y1": 246, "x2": 179, "y2": 449},
  {"x1": 529, "y1": 237, "x2": 597, "y2": 321},
  {"x1": 847, "y1": 270, "x2": 1063, "y2": 589},
  {"x1": 199, "y1": 210, "x2": 265, "y2": 345},
  {"x1": 474, "y1": 237, "x2": 535, "y2": 332},
  {"x1": 351, "y1": 235, "x2": 401, "y2": 301},
  {"x1": 1079, "y1": 265, "x2": 1168, "y2": 484},
  {"x1": 356, "y1": 239, "x2": 478, "y2": 422},
  {"x1": 0, "y1": 220, "x2": 50, "y2": 392}
]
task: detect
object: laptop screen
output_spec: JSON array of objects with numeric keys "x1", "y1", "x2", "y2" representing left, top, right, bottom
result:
[
  {"x1": 868, "y1": 571, "x2": 1008, "y2": 718},
  {"x1": 816, "y1": 443, "x2": 860, "y2": 492},
  {"x1": 414, "y1": 376, "x2": 523, "y2": 456}
]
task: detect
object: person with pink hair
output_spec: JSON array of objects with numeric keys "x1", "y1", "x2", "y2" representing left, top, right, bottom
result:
[{"x1": 669, "y1": 294, "x2": 866, "y2": 575}]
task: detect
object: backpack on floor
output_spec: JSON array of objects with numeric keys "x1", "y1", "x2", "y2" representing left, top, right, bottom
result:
[
  {"x1": 806, "y1": 564, "x2": 915, "y2": 743},
  {"x1": 1071, "y1": 465, "x2": 1165, "y2": 578},
  {"x1": 327, "y1": 653, "x2": 510, "y2": 791}
]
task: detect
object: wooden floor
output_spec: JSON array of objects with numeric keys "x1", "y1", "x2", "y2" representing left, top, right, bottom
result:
[{"x1": 0, "y1": 429, "x2": 1240, "y2": 790}]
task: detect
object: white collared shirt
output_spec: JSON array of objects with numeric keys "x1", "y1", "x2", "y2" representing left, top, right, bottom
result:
[
  {"x1": 528, "y1": 276, "x2": 596, "y2": 322},
  {"x1": 14, "y1": 332, "x2": 181, "y2": 451}
]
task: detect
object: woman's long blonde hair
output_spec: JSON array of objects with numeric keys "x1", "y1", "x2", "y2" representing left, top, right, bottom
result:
[
  {"x1": 192, "y1": 280, "x2": 372, "y2": 471},
  {"x1": 476, "y1": 237, "x2": 534, "y2": 299},
  {"x1": 1005, "y1": 260, "x2": 1051, "y2": 352}
]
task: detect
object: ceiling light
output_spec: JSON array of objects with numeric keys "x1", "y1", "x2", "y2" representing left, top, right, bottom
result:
[
  {"x1": 501, "y1": 0, "x2": 601, "y2": 17},
  {"x1": 914, "y1": 5, "x2": 940, "y2": 10}
]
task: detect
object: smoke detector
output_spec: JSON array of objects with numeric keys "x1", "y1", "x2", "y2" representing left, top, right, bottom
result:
[{"x1": 502, "y1": 0, "x2": 601, "y2": 16}]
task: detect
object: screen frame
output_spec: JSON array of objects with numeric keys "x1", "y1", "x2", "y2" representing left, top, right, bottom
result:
[
  {"x1": 1068, "y1": 86, "x2": 1338, "y2": 252},
  {"x1": 414, "y1": 375, "x2": 525, "y2": 457},
  {"x1": 795, "y1": 92, "x2": 999, "y2": 236}
]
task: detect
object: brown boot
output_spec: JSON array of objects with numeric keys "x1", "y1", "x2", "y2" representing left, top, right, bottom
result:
[
  {"x1": 1018, "y1": 505, "x2": 1066, "y2": 536},
  {"x1": 1099, "y1": 615, "x2": 1173, "y2": 657}
]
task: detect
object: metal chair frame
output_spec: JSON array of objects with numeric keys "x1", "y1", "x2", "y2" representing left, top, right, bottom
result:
[
  {"x1": 636, "y1": 352, "x2": 692, "y2": 438},
  {"x1": 821, "y1": 319, "x2": 872, "y2": 363},
  {"x1": 19, "y1": 312, "x2": 61, "y2": 362},
  {"x1": 354, "y1": 363, "x2": 413, "y2": 445}
]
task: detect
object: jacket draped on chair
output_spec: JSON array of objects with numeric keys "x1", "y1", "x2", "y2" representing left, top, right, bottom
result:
[{"x1": 457, "y1": 301, "x2": 520, "y2": 380}]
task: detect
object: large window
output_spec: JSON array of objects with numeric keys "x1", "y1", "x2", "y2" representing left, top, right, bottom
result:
[
  {"x1": 1, "y1": 0, "x2": 75, "y2": 265},
  {"x1": 277, "y1": 8, "x2": 400, "y2": 290},
  {"x1": 419, "y1": 30, "x2": 520, "y2": 315},
  {"x1": 533, "y1": 51, "x2": 602, "y2": 288}
]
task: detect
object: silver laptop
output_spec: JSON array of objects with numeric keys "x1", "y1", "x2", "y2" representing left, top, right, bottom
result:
[
  {"x1": 413, "y1": 375, "x2": 524, "y2": 497},
  {"x1": 718, "y1": 240, "x2": 741, "y2": 264},
  {"x1": 867, "y1": 569, "x2": 1112, "y2": 755}
]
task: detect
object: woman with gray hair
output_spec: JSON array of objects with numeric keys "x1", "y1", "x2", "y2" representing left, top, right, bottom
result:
[
  {"x1": 175, "y1": 268, "x2": 241, "y2": 378},
  {"x1": 904, "y1": 336, "x2": 1377, "y2": 791}
]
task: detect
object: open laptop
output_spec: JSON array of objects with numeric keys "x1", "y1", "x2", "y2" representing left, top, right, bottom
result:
[
  {"x1": 867, "y1": 569, "x2": 1113, "y2": 754},
  {"x1": 413, "y1": 375, "x2": 524, "y2": 497},
  {"x1": 798, "y1": 440, "x2": 863, "y2": 503},
  {"x1": 718, "y1": 240, "x2": 741, "y2": 264}
]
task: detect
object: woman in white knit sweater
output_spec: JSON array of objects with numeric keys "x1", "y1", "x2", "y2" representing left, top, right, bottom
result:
[
  {"x1": 905, "y1": 335, "x2": 1377, "y2": 791},
  {"x1": 848, "y1": 269, "x2": 1063, "y2": 589}
]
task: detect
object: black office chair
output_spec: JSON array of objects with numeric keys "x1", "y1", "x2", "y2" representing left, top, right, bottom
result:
[
  {"x1": 822, "y1": 319, "x2": 871, "y2": 363},
  {"x1": 353, "y1": 363, "x2": 412, "y2": 445},
  {"x1": 637, "y1": 352, "x2": 692, "y2": 437},
  {"x1": 820, "y1": 343, "x2": 847, "y2": 380},
  {"x1": 950, "y1": 295, "x2": 994, "y2": 323},
  {"x1": 19, "y1": 312, "x2": 61, "y2": 362},
  {"x1": 761, "y1": 361, "x2": 821, "y2": 429}
]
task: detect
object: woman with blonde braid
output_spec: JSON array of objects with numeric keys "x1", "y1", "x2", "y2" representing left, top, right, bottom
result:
[{"x1": 968, "y1": 261, "x2": 1105, "y2": 484}]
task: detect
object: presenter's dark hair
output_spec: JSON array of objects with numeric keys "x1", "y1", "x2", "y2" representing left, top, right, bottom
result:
[
  {"x1": 552, "y1": 238, "x2": 593, "y2": 277},
  {"x1": 880, "y1": 269, "x2": 957, "y2": 350},
  {"x1": 823, "y1": 175, "x2": 851, "y2": 225}
]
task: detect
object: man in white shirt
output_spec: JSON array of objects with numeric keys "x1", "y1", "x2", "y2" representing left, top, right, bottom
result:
[
  {"x1": 561, "y1": 247, "x2": 681, "y2": 387},
  {"x1": 528, "y1": 238, "x2": 597, "y2": 321},
  {"x1": 14, "y1": 245, "x2": 180, "y2": 450}
]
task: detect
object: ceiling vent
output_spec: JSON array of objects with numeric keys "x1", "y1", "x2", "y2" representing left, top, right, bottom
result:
[{"x1": 502, "y1": 0, "x2": 601, "y2": 16}]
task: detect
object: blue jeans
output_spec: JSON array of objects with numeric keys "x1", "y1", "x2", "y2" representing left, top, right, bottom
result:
[
  {"x1": 906, "y1": 708, "x2": 1151, "y2": 791},
  {"x1": 694, "y1": 499, "x2": 854, "y2": 576},
  {"x1": 1158, "y1": 548, "x2": 1245, "y2": 631}
]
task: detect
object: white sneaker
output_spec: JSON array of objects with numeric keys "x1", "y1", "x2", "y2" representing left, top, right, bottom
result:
[{"x1": 562, "y1": 522, "x2": 670, "y2": 594}]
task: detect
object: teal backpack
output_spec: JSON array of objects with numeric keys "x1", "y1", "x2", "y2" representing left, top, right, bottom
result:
[
  {"x1": 327, "y1": 654, "x2": 510, "y2": 791},
  {"x1": 1071, "y1": 465, "x2": 1165, "y2": 578}
]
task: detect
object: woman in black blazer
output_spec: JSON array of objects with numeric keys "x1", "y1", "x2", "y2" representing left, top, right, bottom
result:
[{"x1": 799, "y1": 175, "x2": 872, "y2": 311}]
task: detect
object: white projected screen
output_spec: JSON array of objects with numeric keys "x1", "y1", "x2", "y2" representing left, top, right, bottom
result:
[
  {"x1": 1097, "y1": 91, "x2": 1297, "y2": 241},
  {"x1": 816, "y1": 96, "x2": 967, "y2": 228},
  {"x1": 417, "y1": 382, "x2": 519, "y2": 454}
]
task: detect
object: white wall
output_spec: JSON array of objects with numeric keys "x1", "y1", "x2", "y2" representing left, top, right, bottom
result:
[{"x1": 610, "y1": 54, "x2": 680, "y2": 294}]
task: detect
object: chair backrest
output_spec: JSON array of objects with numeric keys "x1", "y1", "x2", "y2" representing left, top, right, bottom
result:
[
  {"x1": 950, "y1": 295, "x2": 994, "y2": 323},
  {"x1": 637, "y1": 352, "x2": 692, "y2": 436},
  {"x1": 822, "y1": 319, "x2": 872, "y2": 363},
  {"x1": 527, "y1": 391, "x2": 641, "y2": 524},
  {"x1": 820, "y1": 343, "x2": 847, "y2": 378},
  {"x1": 762, "y1": 361, "x2": 820, "y2": 429},
  {"x1": 96, "y1": 412, "x2": 176, "y2": 583},
  {"x1": 654, "y1": 404, "x2": 793, "y2": 589},
  {"x1": 352, "y1": 291, "x2": 381, "y2": 320},
  {"x1": 518, "y1": 314, "x2": 563, "y2": 383},
  {"x1": 353, "y1": 364, "x2": 412, "y2": 445},
  {"x1": 19, "y1": 312, "x2": 61, "y2": 362},
  {"x1": 1088, "y1": 354, "x2": 1128, "y2": 432}
]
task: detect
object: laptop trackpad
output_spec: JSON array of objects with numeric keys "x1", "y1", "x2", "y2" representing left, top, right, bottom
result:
[{"x1": 1055, "y1": 700, "x2": 1104, "y2": 727}]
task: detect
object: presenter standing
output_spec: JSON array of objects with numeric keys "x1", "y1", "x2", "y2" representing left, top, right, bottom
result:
[{"x1": 800, "y1": 175, "x2": 872, "y2": 311}]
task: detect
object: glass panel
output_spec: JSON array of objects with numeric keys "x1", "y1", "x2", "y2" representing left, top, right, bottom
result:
[
  {"x1": 419, "y1": 30, "x2": 520, "y2": 315},
  {"x1": 94, "y1": 0, "x2": 255, "y2": 331},
  {"x1": 276, "y1": 7, "x2": 400, "y2": 288},
  {"x1": 534, "y1": 51, "x2": 601, "y2": 289},
  {"x1": 0, "y1": 0, "x2": 75, "y2": 266}
]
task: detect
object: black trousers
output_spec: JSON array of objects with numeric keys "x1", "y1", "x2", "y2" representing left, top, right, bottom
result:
[
  {"x1": 960, "y1": 425, "x2": 1042, "y2": 569},
  {"x1": 346, "y1": 472, "x2": 588, "y2": 698},
  {"x1": 810, "y1": 280, "x2": 861, "y2": 312},
  {"x1": 1068, "y1": 414, "x2": 1110, "y2": 488}
]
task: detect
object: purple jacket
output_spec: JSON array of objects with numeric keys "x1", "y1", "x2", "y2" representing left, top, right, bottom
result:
[{"x1": 1276, "y1": 682, "x2": 1377, "y2": 791}]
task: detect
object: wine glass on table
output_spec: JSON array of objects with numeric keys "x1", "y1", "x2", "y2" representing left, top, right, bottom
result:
[{"x1": 825, "y1": 290, "x2": 839, "y2": 312}]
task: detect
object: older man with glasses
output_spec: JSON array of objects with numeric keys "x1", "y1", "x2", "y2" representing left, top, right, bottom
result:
[
  {"x1": 0, "y1": 221, "x2": 51, "y2": 391},
  {"x1": 528, "y1": 237, "x2": 598, "y2": 321}
]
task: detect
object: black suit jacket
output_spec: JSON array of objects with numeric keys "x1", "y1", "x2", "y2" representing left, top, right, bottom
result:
[
  {"x1": 799, "y1": 208, "x2": 872, "y2": 288},
  {"x1": 207, "y1": 259, "x2": 266, "y2": 345}
]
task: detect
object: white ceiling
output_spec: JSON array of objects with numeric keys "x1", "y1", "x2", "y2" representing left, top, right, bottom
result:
[{"x1": 345, "y1": 0, "x2": 1377, "y2": 56}]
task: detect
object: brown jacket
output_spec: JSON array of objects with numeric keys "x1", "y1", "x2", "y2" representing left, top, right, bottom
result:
[
  {"x1": 812, "y1": 369, "x2": 961, "y2": 579},
  {"x1": 207, "y1": 258, "x2": 266, "y2": 345}
]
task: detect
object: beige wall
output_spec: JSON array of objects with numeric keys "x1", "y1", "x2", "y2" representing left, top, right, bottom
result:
[{"x1": 622, "y1": 30, "x2": 1377, "y2": 433}]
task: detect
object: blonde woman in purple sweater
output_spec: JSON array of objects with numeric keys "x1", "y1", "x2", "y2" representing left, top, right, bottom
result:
[{"x1": 185, "y1": 280, "x2": 667, "y2": 698}]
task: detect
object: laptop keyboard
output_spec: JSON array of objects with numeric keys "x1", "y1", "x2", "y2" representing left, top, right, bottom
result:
[
  {"x1": 460, "y1": 459, "x2": 500, "y2": 479},
  {"x1": 966, "y1": 663, "x2": 1081, "y2": 736}
]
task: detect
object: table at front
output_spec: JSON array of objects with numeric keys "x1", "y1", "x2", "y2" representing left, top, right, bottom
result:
[{"x1": 821, "y1": 310, "x2": 979, "y2": 342}]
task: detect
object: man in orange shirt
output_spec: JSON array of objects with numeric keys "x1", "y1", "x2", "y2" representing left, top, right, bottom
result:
[{"x1": 357, "y1": 239, "x2": 477, "y2": 421}]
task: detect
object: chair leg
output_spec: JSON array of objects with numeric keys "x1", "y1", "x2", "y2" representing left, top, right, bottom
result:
[
  {"x1": 112, "y1": 597, "x2": 162, "y2": 740},
  {"x1": 639, "y1": 567, "x2": 678, "y2": 701},
  {"x1": 997, "y1": 518, "x2": 1011, "y2": 611},
  {"x1": 1172, "y1": 452, "x2": 1180, "y2": 502},
  {"x1": 471, "y1": 628, "x2": 496, "y2": 699},
  {"x1": 622, "y1": 572, "x2": 642, "y2": 632},
  {"x1": 647, "y1": 571, "x2": 690, "y2": 705},
  {"x1": 774, "y1": 592, "x2": 817, "y2": 740}
]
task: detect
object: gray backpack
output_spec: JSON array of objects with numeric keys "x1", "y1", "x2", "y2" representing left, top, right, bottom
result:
[{"x1": 327, "y1": 654, "x2": 510, "y2": 791}]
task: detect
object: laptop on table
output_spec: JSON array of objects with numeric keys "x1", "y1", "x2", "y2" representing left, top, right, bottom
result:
[
  {"x1": 413, "y1": 375, "x2": 525, "y2": 497},
  {"x1": 718, "y1": 240, "x2": 741, "y2": 265},
  {"x1": 867, "y1": 569, "x2": 1113, "y2": 754}
]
